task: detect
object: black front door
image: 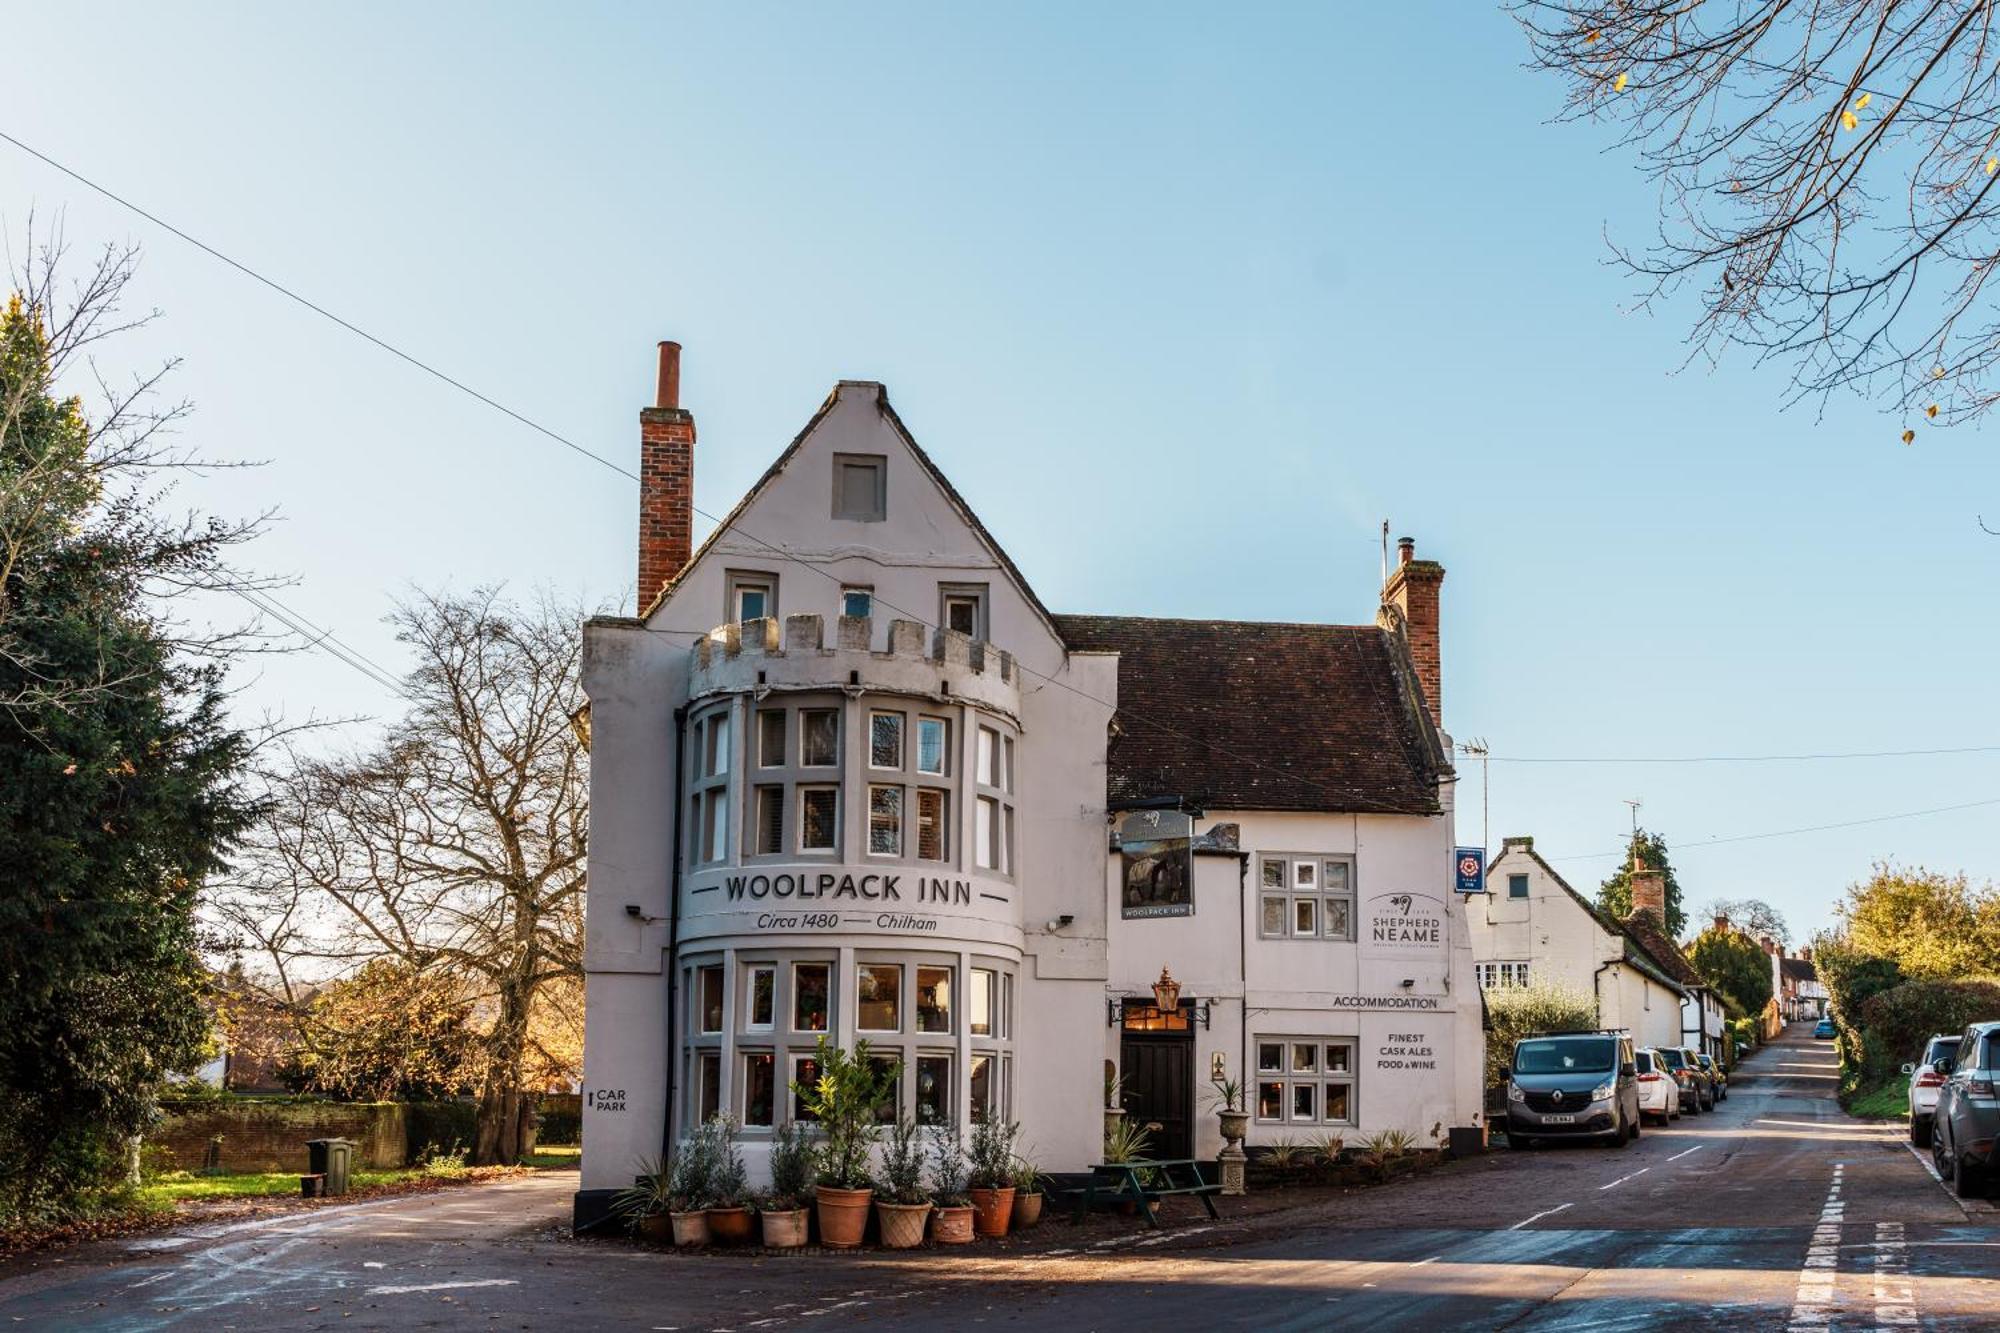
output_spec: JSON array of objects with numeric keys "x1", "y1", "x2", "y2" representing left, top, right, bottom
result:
[{"x1": 1121, "y1": 1030, "x2": 1194, "y2": 1159}]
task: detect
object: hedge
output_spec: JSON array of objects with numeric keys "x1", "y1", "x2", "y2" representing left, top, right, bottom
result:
[
  {"x1": 1852, "y1": 977, "x2": 2000, "y2": 1089},
  {"x1": 404, "y1": 1101, "x2": 478, "y2": 1161}
]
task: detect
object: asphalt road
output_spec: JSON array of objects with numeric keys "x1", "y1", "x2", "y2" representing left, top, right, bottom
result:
[{"x1": 5, "y1": 1024, "x2": 1996, "y2": 1330}]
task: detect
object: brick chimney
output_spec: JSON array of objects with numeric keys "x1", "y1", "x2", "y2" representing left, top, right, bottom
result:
[
  {"x1": 638, "y1": 341, "x2": 696, "y2": 611},
  {"x1": 1629, "y1": 867, "x2": 1666, "y2": 924},
  {"x1": 1381, "y1": 536, "x2": 1445, "y2": 726},
  {"x1": 1799, "y1": 946, "x2": 1812, "y2": 963},
  {"x1": 1713, "y1": 911, "x2": 1730, "y2": 934}
]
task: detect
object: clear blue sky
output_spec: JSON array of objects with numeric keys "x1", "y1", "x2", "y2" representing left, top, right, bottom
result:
[{"x1": 6, "y1": 4, "x2": 1995, "y2": 944}]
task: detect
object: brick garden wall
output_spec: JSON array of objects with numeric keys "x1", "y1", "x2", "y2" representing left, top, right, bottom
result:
[{"x1": 152, "y1": 1101, "x2": 408, "y2": 1174}]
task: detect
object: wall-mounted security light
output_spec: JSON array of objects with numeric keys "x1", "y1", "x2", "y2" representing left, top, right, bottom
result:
[
  {"x1": 1044, "y1": 914, "x2": 1075, "y2": 932},
  {"x1": 625, "y1": 903, "x2": 642, "y2": 918},
  {"x1": 1400, "y1": 978, "x2": 1415, "y2": 989}
]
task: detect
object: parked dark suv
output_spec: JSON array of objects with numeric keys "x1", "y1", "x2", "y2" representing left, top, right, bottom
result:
[
  {"x1": 1656, "y1": 1045, "x2": 1709, "y2": 1113},
  {"x1": 1932, "y1": 1021, "x2": 2000, "y2": 1199},
  {"x1": 1506, "y1": 1031, "x2": 1642, "y2": 1148}
]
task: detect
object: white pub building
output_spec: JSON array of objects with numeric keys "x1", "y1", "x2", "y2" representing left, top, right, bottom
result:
[{"x1": 575, "y1": 345, "x2": 1485, "y2": 1226}]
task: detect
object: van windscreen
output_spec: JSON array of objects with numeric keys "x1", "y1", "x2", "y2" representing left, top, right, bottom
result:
[{"x1": 1514, "y1": 1037, "x2": 1616, "y2": 1074}]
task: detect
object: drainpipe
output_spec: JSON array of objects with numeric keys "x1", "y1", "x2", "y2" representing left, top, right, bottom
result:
[
  {"x1": 1237, "y1": 853, "x2": 1249, "y2": 1093},
  {"x1": 661, "y1": 702, "x2": 690, "y2": 1164},
  {"x1": 1592, "y1": 959, "x2": 1618, "y2": 1029}
]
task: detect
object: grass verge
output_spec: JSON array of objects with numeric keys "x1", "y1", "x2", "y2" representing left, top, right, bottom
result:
[{"x1": 1847, "y1": 1075, "x2": 1909, "y2": 1121}]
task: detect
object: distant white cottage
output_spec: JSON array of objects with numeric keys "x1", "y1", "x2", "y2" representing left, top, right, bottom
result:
[{"x1": 573, "y1": 346, "x2": 1486, "y2": 1228}]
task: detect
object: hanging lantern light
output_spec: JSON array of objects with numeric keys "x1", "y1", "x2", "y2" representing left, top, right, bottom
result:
[{"x1": 1151, "y1": 966, "x2": 1182, "y2": 1013}]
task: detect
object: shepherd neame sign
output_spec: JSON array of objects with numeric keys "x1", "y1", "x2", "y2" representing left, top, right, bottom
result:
[{"x1": 1365, "y1": 891, "x2": 1445, "y2": 953}]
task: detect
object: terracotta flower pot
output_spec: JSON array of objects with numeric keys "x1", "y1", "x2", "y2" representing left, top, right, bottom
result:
[
  {"x1": 875, "y1": 1200, "x2": 933, "y2": 1249},
  {"x1": 1011, "y1": 1190, "x2": 1043, "y2": 1229},
  {"x1": 931, "y1": 1204, "x2": 975, "y2": 1244},
  {"x1": 706, "y1": 1205, "x2": 754, "y2": 1245},
  {"x1": 968, "y1": 1186, "x2": 1015, "y2": 1238},
  {"x1": 760, "y1": 1208, "x2": 808, "y2": 1249},
  {"x1": 637, "y1": 1213, "x2": 674, "y2": 1245},
  {"x1": 814, "y1": 1186, "x2": 874, "y2": 1249},
  {"x1": 669, "y1": 1210, "x2": 710, "y2": 1247}
]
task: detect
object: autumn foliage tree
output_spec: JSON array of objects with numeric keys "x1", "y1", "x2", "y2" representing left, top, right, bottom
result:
[
  {"x1": 1520, "y1": 1, "x2": 2000, "y2": 431},
  {"x1": 279, "y1": 960, "x2": 481, "y2": 1102},
  {"x1": 227, "y1": 588, "x2": 587, "y2": 1164}
]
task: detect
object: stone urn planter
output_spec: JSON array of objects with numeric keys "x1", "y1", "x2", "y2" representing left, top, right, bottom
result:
[
  {"x1": 814, "y1": 1186, "x2": 874, "y2": 1249},
  {"x1": 706, "y1": 1205, "x2": 755, "y2": 1245},
  {"x1": 968, "y1": 1186, "x2": 1016, "y2": 1238},
  {"x1": 875, "y1": 1200, "x2": 932, "y2": 1249},
  {"x1": 1011, "y1": 1189, "x2": 1043, "y2": 1229},
  {"x1": 931, "y1": 1203, "x2": 975, "y2": 1244},
  {"x1": 668, "y1": 1209, "x2": 710, "y2": 1247},
  {"x1": 1218, "y1": 1110, "x2": 1250, "y2": 1147},
  {"x1": 637, "y1": 1213, "x2": 674, "y2": 1245},
  {"x1": 759, "y1": 1208, "x2": 808, "y2": 1249},
  {"x1": 1104, "y1": 1106, "x2": 1126, "y2": 1141}
]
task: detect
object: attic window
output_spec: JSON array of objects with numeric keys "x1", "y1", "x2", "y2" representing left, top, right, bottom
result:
[{"x1": 833, "y1": 454, "x2": 887, "y2": 522}]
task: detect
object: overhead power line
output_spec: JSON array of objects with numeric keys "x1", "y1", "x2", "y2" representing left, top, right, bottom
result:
[
  {"x1": 14, "y1": 127, "x2": 1991, "y2": 824},
  {"x1": 1544, "y1": 796, "x2": 2000, "y2": 864},
  {"x1": 1491, "y1": 743, "x2": 2000, "y2": 765}
]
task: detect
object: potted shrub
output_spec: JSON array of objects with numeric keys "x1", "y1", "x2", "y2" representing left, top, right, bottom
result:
[
  {"x1": 791, "y1": 1035, "x2": 898, "y2": 1249},
  {"x1": 927, "y1": 1123, "x2": 975, "y2": 1244},
  {"x1": 873, "y1": 1116, "x2": 932, "y2": 1249},
  {"x1": 1211, "y1": 1076, "x2": 1249, "y2": 1150},
  {"x1": 759, "y1": 1121, "x2": 813, "y2": 1249},
  {"x1": 611, "y1": 1156, "x2": 675, "y2": 1245},
  {"x1": 1009, "y1": 1158, "x2": 1044, "y2": 1229},
  {"x1": 1101, "y1": 1118, "x2": 1153, "y2": 1216},
  {"x1": 704, "y1": 1114, "x2": 755, "y2": 1245},
  {"x1": 666, "y1": 1127, "x2": 717, "y2": 1246},
  {"x1": 967, "y1": 1117, "x2": 1019, "y2": 1238}
]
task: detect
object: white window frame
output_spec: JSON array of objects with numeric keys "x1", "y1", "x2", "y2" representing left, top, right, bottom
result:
[
  {"x1": 1253, "y1": 1037, "x2": 1357, "y2": 1126},
  {"x1": 869, "y1": 711, "x2": 904, "y2": 770},
  {"x1": 798, "y1": 785, "x2": 839, "y2": 854},
  {"x1": 940, "y1": 584, "x2": 988, "y2": 640},
  {"x1": 1257, "y1": 854, "x2": 1357, "y2": 941},
  {"x1": 841, "y1": 586, "x2": 874, "y2": 618},
  {"x1": 799, "y1": 708, "x2": 839, "y2": 769},
  {"x1": 745, "y1": 964, "x2": 776, "y2": 1032},
  {"x1": 868, "y1": 784, "x2": 904, "y2": 857},
  {"x1": 752, "y1": 784, "x2": 785, "y2": 856},
  {"x1": 726, "y1": 570, "x2": 778, "y2": 624},
  {"x1": 916, "y1": 716, "x2": 949, "y2": 775}
]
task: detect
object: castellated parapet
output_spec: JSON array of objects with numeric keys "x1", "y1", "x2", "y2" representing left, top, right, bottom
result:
[{"x1": 690, "y1": 615, "x2": 1021, "y2": 718}]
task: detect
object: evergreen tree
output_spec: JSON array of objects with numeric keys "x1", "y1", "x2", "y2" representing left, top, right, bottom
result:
[
  {"x1": 1687, "y1": 925, "x2": 1774, "y2": 1019},
  {"x1": 0, "y1": 272, "x2": 255, "y2": 1220},
  {"x1": 1596, "y1": 829, "x2": 1686, "y2": 937}
]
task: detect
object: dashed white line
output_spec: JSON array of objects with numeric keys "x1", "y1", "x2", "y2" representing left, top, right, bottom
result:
[
  {"x1": 1871, "y1": 1220, "x2": 1917, "y2": 1328},
  {"x1": 1667, "y1": 1146, "x2": 1703, "y2": 1162},
  {"x1": 364, "y1": 1278, "x2": 520, "y2": 1296},
  {"x1": 1787, "y1": 1164, "x2": 1845, "y2": 1331},
  {"x1": 1598, "y1": 1167, "x2": 1651, "y2": 1191},
  {"x1": 1507, "y1": 1202, "x2": 1573, "y2": 1230}
]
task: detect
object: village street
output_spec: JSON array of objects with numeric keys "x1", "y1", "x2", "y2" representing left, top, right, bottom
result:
[{"x1": 4, "y1": 1026, "x2": 1996, "y2": 1331}]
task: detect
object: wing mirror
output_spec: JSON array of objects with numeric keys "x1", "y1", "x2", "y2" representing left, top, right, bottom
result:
[
  {"x1": 1934, "y1": 1058, "x2": 1955, "y2": 1077},
  {"x1": 1620, "y1": 1062, "x2": 1636, "y2": 1078},
  {"x1": 1902, "y1": 1063, "x2": 1915, "y2": 1075}
]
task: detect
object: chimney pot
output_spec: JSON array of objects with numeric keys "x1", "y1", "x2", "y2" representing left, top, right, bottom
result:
[
  {"x1": 656, "y1": 341, "x2": 682, "y2": 410},
  {"x1": 1380, "y1": 536, "x2": 1445, "y2": 728},
  {"x1": 1397, "y1": 536, "x2": 1415, "y2": 566}
]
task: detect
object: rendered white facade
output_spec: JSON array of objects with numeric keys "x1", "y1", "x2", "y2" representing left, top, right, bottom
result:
[
  {"x1": 1468, "y1": 838, "x2": 1687, "y2": 1054},
  {"x1": 576, "y1": 375, "x2": 1484, "y2": 1222}
]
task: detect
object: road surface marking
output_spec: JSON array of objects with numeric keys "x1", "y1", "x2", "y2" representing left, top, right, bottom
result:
[
  {"x1": 1598, "y1": 1167, "x2": 1650, "y2": 1191},
  {"x1": 1905, "y1": 1142, "x2": 1944, "y2": 1185},
  {"x1": 1787, "y1": 1165, "x2": 1844, "y2": 1331},
  {"x1": 1667, "y1": 1146, "x2": 1702, "y2": 1162},
  {"x1": 1871, "y1": 1220, "x2": 1917, "y2": 1328},
  {"x1": 1507, "y1": 1202, "x2": 1572, "y2": 1230},
  {"x1": 365, "y1": 1279, "x2": 520, "y2": 1296}
]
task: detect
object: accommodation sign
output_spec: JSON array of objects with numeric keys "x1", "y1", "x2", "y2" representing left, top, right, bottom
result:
[{"x1": 1364, "y1": 891, "x2": 1445, "y2": 954}]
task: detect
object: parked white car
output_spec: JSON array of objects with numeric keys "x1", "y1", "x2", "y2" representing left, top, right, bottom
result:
[
  {"x1": 1906, "y1": 1032, "x2": 1960, "y2": 1147},
  {"x1": 1635, "y1": 1047, "x2": 1681, "y2": 1124}
]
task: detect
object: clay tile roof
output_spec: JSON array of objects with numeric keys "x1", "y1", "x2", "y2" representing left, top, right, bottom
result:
[
  {"x1": 1781, "y1": 957, "x2": 1818, "y2": 983},
  {"x1": 1620, "y1": 909, "x2": 1707, "y2": 989},
  {"x1": 1050, "y1": 615, "x2": 1445, "y2": 815}
]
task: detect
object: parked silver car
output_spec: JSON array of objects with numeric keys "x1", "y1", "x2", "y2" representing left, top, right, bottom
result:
[
  {"x1": 1904, "y1": 1033, "x2": 1959, "y2": 1147},
  {"x1": 1506, "y1": 1031, "x2": 1642, "y2": 1148},
  {"x1": 1931, "y1": 1021, "x2": 2000, "y2": 1199}
]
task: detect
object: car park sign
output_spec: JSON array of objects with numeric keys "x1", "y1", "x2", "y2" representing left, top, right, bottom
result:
[{"x1": 1454, "y1": 846, "x2": 1485, "y2": 894}]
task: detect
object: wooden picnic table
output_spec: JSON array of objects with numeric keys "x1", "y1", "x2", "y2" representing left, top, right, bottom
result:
[{"x1": 1072, "y1": 1157, "x2": 1220, "y2": 1229}]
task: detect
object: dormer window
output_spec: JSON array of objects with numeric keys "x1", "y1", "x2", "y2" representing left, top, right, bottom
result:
[
  {"x1": 832, "y1": 454, "x2": 887, "y2": 522},
  {"x1": 727, "y1": 571, "x2": 777, "y2": 623}
]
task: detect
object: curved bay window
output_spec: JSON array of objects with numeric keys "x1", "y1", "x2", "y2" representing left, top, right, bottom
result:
[{"x1": 683, "y1": 951, "x2": 1016, "y2": 1136}]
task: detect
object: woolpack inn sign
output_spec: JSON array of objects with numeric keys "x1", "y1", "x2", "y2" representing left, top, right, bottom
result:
[{"x1": 1364, "y1": 891, "x2": 1445, "y2": 953}]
